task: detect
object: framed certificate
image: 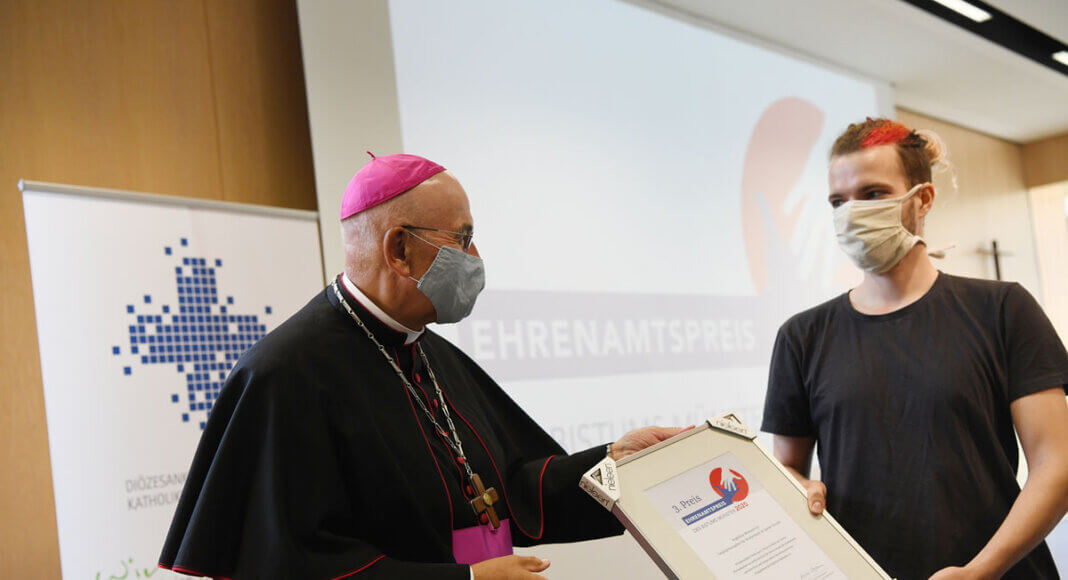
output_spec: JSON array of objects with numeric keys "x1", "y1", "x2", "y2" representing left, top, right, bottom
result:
[{"x1": 581, "y1": 413, "x2": 892, "y2": 580}]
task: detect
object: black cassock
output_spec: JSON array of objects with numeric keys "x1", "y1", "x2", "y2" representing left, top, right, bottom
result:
[{"x1": 160, "y1": 277, "x2": 623, "y2": 579}]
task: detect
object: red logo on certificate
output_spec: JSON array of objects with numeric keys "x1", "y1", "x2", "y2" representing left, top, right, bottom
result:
[{"x1": 709, "y1": 467, "x2": 749, "y2": 503}]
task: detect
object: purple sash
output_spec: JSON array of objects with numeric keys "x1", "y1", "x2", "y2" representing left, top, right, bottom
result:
[{"x1": 452, "y1": 519, "x2": 513, "y2": 565}]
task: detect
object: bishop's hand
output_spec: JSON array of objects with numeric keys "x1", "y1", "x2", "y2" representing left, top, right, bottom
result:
[
  {"x1": 471, "y1": 555, "x2": 550, "y2": 579},
  {"x1": 609, "y1": 425, "x2": 692, "y2": 461}
]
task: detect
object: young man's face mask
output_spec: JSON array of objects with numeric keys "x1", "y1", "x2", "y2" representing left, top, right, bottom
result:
[{"x1": 833, "y1": 183, "x2": 927, "y2": 274}]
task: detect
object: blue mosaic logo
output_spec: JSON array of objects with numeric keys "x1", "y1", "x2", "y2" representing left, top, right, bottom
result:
[{"x1": 114, "y1": 238, "x2": 273, "y2": 429}]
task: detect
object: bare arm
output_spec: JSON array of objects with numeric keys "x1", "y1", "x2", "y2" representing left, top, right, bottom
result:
[
  {"x1": 932, "y1": 388, "x2": 1068, "y2": 579},
  {"x1": 772, "y1": 434, "x2": 827, "y2": 515}
]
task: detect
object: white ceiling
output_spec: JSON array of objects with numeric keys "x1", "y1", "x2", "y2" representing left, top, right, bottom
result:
[{"x1": 630, "y1": 0, "x2": 1068, "y2": 143}]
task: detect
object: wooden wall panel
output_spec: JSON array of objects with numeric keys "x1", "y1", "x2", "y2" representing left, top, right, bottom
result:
[
  {"x1": 205, "y1": 0, "x2": 317, "y2": 209},
  {"x1": 0, "y1": 0, "x2": 315, "y2": 574},
  {"x1": 1022, "y1": 133, "x2": 1068, "y2": 189},
  {"x1": 896, "y1": 109, "x2": 1044, "y2": 297},
  {"x1": 1, "y1": 0, "x2": 224, "y2": 198}
]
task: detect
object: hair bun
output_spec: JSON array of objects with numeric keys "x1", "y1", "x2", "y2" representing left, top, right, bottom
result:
[
  {"x1": 915, "y1": 128, "x2": 947, "y2": 166},
  {"x1": 914, "y1": 128, "x2": 957, "y2": 189}
]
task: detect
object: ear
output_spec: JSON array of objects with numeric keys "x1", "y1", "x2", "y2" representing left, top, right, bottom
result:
[
  {"x1": 916, "y1": 183, "x2": 936, "y2": 219},
  {"x1": 382, "y1": 227, "x2": 412, "y2": 278}
]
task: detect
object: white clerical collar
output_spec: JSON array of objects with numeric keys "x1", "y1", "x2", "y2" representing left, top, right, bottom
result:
[{"x1": 340, "y1": 273, "x2": 424, "y2": 345}]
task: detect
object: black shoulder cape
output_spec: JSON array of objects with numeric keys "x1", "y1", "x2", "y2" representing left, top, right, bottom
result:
[{"x1": 160, "y1": 282, "x2": 622, "y2": 579}]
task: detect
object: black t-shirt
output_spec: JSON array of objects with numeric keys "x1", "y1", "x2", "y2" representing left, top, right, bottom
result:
[{"x1": 762, "y1": 272, "x2": 1068, "y2": 579}]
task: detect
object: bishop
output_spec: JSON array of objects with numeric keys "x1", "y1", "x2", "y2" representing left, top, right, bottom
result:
[{"x1": 159, "y1": 153, "x2": 685, "y2": 579}]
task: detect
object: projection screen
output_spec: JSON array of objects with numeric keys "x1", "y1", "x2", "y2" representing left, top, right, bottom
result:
[{"x1": 299, "y1": 0, "x2": 899, "y2": 575}]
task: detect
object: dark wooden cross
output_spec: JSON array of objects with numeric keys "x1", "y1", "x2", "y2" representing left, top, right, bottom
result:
[
  {"x1": 469, "y1": 473, "x2": 500, "y2": 529},
  {"x1": 979, "y1": 239, "x2": 1013, "y2": 281}
]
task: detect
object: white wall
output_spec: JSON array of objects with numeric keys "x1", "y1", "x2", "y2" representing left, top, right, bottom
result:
[{"x1": 297, "y1": 0, "x2": 404, "y2": 279}]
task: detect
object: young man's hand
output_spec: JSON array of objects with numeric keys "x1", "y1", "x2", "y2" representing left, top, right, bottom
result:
[
  {"x1": 801, "y1": 478, "x2": 827, "y2": 515},
  {"x1": 772, "y1": 434, "x2": 826, "y2": 515}
]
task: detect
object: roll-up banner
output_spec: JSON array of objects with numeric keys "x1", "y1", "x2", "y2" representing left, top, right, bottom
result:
[{"x1": 21, "y1": 181, "x2": 324, "y2": 578}]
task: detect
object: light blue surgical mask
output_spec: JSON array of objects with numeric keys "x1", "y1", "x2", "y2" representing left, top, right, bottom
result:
[{"x1": 406, "y1": 231, "x2": 485, "y2": 323}]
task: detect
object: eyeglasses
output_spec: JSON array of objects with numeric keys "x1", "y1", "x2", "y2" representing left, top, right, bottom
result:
[{"x1": 402, "y1": 226, "x2": 474, "y2": 252}]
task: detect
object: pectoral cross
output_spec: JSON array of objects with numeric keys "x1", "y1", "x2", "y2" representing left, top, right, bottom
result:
[{"x1": 469, "y1": 473, "x2": 500, "y2": 530}]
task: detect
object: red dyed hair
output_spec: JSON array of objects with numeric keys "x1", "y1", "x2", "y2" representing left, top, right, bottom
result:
[
  {"x1": 860, "y1": 121, "x2": 913, "y2": 148},
  {"x1": 831, "y1": 118, "x2": 944, "y2": 187}
]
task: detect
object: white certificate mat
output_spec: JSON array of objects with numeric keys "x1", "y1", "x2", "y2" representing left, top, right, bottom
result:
[{"x1": 581, "y1": 414, "x2": 891, "y2": 579}]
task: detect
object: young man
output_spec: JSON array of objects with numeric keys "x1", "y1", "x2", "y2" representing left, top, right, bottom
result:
[{"x1": 762, "y1": 118, "x2": 1068, "y2": 579}]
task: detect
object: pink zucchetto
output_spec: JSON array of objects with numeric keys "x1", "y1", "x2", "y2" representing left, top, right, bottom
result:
[{"x1": 339, "y1": 152, "x2": 446, "y2": 221}]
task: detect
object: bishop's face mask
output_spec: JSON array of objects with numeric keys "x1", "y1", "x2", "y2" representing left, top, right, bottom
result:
[
  {"x1": 833, "y1": 183, "x2": 927, "y2": 274},
  {"x1": 406, "y1": 230, "x2": 485, "y2": 323}
]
